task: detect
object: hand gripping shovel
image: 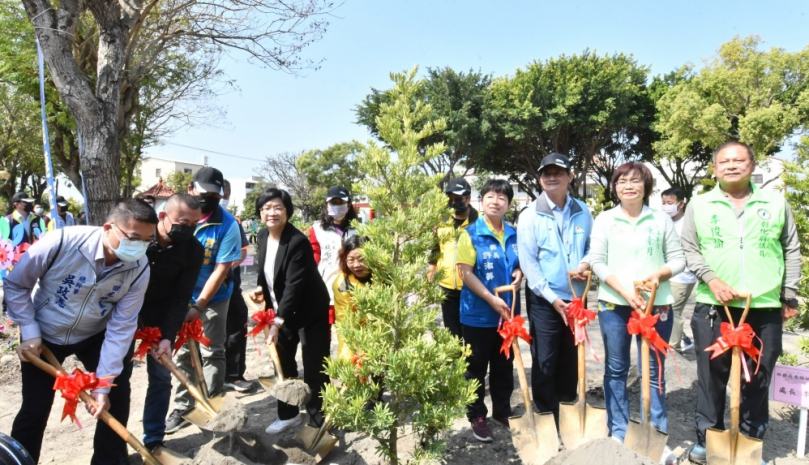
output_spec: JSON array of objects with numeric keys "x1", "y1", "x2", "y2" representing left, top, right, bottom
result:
[
  {"x1": 706, "y1": 292, "x2": 763, "y2": 465},
  {"x1": 624, "y1": 281, "x2": 668, "y2": 461},
  {"x1": 22, "y1": 347, "x2": 186, "y2": 465},
  {"x1": 496, "y1": 285, "x2": 559, "y2": 465},
  {"x1": 181, "y1": 337, "x2": 242, "y2": 429},
  {"x1": 559, "y1": 271, "x2": 609, "y2": 449}
]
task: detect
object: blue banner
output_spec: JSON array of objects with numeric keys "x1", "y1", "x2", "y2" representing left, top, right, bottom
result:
[{"x1": 36, "y1": 37, "x2": 60, "y2": 229}]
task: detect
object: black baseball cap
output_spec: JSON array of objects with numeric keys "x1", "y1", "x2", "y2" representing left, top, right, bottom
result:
[
  {"x1": 192, "y1": 167, "x2": 224, "y2": 195},
  {"x1": 326, "y1": 185, "x2": 350, "y2": 202},
  {"x1": 444, "y1": 178, "x2": 471, "y2": 196},
  {"x1": 539, "y1": 153, "x2": 571, "y2": 173},
  {"x1": 11, "y1": 192, "x2": 34, "y2": 204},
  {"x1": 55, "y1": 195, "x2": 70, "y2": 207}
]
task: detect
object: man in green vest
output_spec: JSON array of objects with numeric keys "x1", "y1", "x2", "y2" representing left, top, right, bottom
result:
[{"x1": 680, "y1": 141, "x2": 801, "y2": 464}]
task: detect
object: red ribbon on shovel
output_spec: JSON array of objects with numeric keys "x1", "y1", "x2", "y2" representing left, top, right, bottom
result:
[
  {"x1": 566, "y1": 297, "x2": 600, "y2": 361},
  {"x1": 173, "y1": 318, "x2": 211, "y2": 354},
  {"x1": 704, "y1": 322, "x2": 762, "y2": 382},
  {"x1": 53, "y1": 368, "x2": 114, "y2": 428},
  {"x1": 626, "y1": 310, "x2": 680, "y2": 393},
  {"x1": 246, "y1": 309, "x2": 276, "y2": 339},
  {"x1": 498, "y1": 315, "x2": 531, "y2": 360},
  {"x1": 132, "y1": 326, "x2": 162, "y2": 362}
]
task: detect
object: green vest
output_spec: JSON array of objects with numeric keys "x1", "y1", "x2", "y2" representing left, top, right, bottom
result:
[{"x1": 692, "y1": 184, "x2": 786, "y2": 308}]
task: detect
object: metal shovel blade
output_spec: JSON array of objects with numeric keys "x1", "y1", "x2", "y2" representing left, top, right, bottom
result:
[
  {"x1": 296, "y1": 422, "x2": 338, "y2": 462},
  {"x1": 151, "y1": 446, "x2": 192, "y2": 465},
  {"x1": 558, "y1": 400, "x2": 609, "y2": 449},
  {"x1": 510, "y1": 410, "x2": 559, "y2": 465},
  {"x1": 624, "y1": 418, "x2": 668, "y2": 462},
  {"x1": 182, "y1": 391, "x2": 242, "y2": 429},
  {"x1": 706, "y1": 428, "x2": 763, "y2": 465}
]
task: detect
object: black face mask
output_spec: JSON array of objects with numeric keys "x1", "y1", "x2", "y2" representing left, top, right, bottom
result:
[
  {"x1": 23, "y1": 203, "x2": 34, "y2": 213},
  {"x1": 196, "y1": 195, "x2": 219, "y2": 214},
  {"x1": 450, "y1": 201, "x2": 468, "y2": 214},
  {"x1": 165, "y1": 217, "x2": 195, "y2": 243}
]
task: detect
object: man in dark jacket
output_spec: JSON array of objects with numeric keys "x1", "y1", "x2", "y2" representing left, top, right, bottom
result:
[
  {"x1": 138, "y1": 193, "x2": 204, "y2": 451},
  {"x1": 6, "y1": 192, "x2": 44, "y2": 245}
]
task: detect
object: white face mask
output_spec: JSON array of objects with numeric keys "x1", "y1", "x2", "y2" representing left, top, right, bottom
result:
[
  {"x1": 327, "y1": 204, "x2": 349, "y2": 219},
  {"x1": 661, "y1": 203, "x2": 681, "y2": 217},
  {"x1": 220, "y1": 199, "x2": 230, "y2": 208},
  {"x1": 34, "y1": 207, "x2": 43, "y2": 215}
]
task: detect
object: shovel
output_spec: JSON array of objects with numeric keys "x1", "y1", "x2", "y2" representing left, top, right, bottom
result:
[
  {"x1": 22, "y1": 347, "x2": 186, "y2": 465},
  {"x1": 706, "y1": 292, "x2": 763, "y2": 465},
  {"x1": 497, "y1": 285, "x2": 559, "y2": 465},
  {"x1": 624, "y1": 281, "x2": 668, "y2": 462},
  {"x1": 559, "y1": 271, "x2": 609, "y2": 449},
  {"x1": 181, "y1": 338, "x2": 242, "y2": 429},
  {"x1": 295, "y1": 387, "x2": 343, "y2": 462}
]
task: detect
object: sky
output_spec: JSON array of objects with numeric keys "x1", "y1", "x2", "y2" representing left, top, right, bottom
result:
[{"x1": 145, "y1": 0, "x2": 809, "y2": 182}]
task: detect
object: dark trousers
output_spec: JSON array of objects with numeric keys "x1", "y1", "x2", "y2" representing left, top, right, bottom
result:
[
  {"x1": 276, "y1": 320, "x2": 331, "y2": 426},
  {"x1": 691, "y1": 303, "x2": 782, "y2": 444},
  {"x1": 462, "y1": 324, "x2": 514, "y2": 421},
  {"x1": 527, "y1": 291, "x2": 578, "y2": 423},
  {"x1": 440, "y1": 287, "x2": 463, "y2": 340},
  {"x1": 225, "y1": 288, "x2": 249, "y2": 381},
  {"x1": 11, "y1": 332, "x2": 135, "y2": 465}
]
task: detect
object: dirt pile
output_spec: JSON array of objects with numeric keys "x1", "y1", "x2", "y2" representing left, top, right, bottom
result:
[
  {"x1": 548, "y1": 438, "x2": 657, "y2": 465},
  {"x1": 192, "y1": 432, "x2": 280, "y2": 465},
  {"x1": 204, "y1": 400, "x2": 249, "y2": 433},
  {"x1": 273, "y1": 379, "x2": 311, "y2": 407}
]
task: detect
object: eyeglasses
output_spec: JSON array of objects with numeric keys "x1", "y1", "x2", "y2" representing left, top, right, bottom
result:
[
  {"x1": 261, "y1": 205, "x2": 286, "y2": 213},
  {"x1": 615, "y1": 179, "x2": 645, "y2": 188},
  {"x1": 113, "y1": 224, "x2": 154, "y2": 244}
]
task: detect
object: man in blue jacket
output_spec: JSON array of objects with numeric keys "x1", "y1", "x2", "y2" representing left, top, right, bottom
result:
[{"x1": 517, "y1": 153, "x2": 593, "y2": 425}]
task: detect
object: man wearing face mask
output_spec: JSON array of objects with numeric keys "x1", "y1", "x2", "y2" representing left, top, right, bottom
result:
[
  {"x1": 6, "y1": 198, "x2": 155, "y2": 464},
  {"x1": 137, "y1": 194, "x2": 204, "y2": 451},
  {"x1": 660, "y1": 186, "x2": 697, "y2": 353},
  {"x1": 166, "y1": 167, "x2": 242, "y2": 433},
  {"x1": 6, "y1": 192, "x2": 43, "y2": 245},
  {"x1": 427, "y1": 178, "x2": 478, "y2": 339},
  {"x1": 47, "y1": 195, "x2": 76, "y2": 229},
  {"x1": 33, "y1": 202, "x2": 52, "y2": 233},
  {"x1": 306, "y1": 185, "x2": 358, "y2": 328}
]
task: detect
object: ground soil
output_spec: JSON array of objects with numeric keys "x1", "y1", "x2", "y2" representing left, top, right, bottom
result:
[{"x1": 0, "y1": 264, "x2": 806, "y2": 465}]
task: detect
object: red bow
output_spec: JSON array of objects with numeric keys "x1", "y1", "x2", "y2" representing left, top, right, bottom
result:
[
  {"x1": 498, "y1": 315, "x2": 531, "y2": 360},
  {"x1": 53, "y1": 368, "x2": 114, "y2": 428},
  {"x1": 627, "y1": 310, "x2": 679, "y2": 394},
  {"x1": 173, "y1": 318, "x2": 211, "y2": 354},
  {"x1": 704, "y1": 322, "x2": 762, "y2": 382},
  {"x1": 246, "y1": 309, "x2": 276, "y2": 339},
  {"x1": 566, "y1": 298, "x2": 599, "y2": 361},
  {"x1": 132, "y1": 326, "x2": 162, "y2": 362}
]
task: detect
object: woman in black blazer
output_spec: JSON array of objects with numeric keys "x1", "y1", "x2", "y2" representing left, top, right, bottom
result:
[{"x1": 248, "y1": 188, "x2": 331, "y2": 434}]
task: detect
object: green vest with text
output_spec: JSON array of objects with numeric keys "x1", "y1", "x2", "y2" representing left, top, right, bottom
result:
[{"x1": 692, "y1": 183, "x2": 785, "y2": 309}]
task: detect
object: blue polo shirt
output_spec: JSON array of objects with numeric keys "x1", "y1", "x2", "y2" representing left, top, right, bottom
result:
[{"x1": 193, "y1": 206, "x2": 242, "y2": 304}]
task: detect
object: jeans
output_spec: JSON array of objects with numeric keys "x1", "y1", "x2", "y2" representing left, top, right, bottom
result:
[
  {"x1": 173, "y1": 298, "x2": 229, "y2": 411},
  {"x1": 142, "y1": 354, "x2": 173, "y2": 444},
  {"x1": 669, "y1": 281, "x2": 696, "y2": 349},
  {"x1": 598, "y1": 302, "x2": 673, "y2": 440}
]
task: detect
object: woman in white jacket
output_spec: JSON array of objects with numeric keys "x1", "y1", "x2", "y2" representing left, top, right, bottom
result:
[{"x1": 307, "y1": 185, "x2": 358, "y2": 324}]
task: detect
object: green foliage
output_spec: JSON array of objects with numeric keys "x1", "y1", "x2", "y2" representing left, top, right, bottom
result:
[
  {"x1": 799, "y1": 337, "x2": 809, "y2": 357},
  {"x1": 587, "y1": 184, "x2": 613, "y2": 218},
  {"x1": 243, "y1": 180, "x2": 270, "y2": 218},
  {"x1": 323, "y1": 67, "x2": 477, "y2": 464},
  {"x1": 164, "y1": 170, "x2": 194, "y2": 194},
  {"x1": 296, "y1": 141, "x2": 364, "y2": 211},
  {"x1": 782, "y1": 137, "x2": 809, "y2": 332},
  {"x1": 778, "y1": 351, "x2": 799, "y2": 366}
]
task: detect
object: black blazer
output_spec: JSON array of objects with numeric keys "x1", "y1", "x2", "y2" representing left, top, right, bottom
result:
[{"x1": 256, "y1": 222, "x2": 329, "y2": 328}]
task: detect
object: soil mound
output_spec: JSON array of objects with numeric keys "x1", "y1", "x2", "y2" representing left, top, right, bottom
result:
[
  {"x1": 204, "y1": 401, "x2": 249, "y2": 433},
  {"x1": 548, "y1": 438, "x2": 657, "y2": 465}
]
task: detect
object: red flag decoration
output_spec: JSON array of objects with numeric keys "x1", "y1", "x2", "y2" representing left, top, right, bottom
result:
[
  {"x1": 566, "y1": 298, "x2": 599, "y2": 361},
  {"x1": 627, "y1": 311, "x2": 681, "y2": 393},
  {"x1": 246, "y1": 309, "x2": 277, "y2": 339},
  {"x1": 52, "y1": 368, "x2": 114, "y2": 428},
  {"x1": 12, "y1": 242, "x2": 30, "y2": 266},
  {"x1": 498, "y1": 315, "x2": 531, "y2": 360},
  {"x1": 174, "y1": 318, "x2": 211, "y2": 354},
  {"x1": 704, "y1": 322, "x2": 762, "y2": 382},
  {"x1": 132, "y1": 326, "x2": 162, "y2": 361}
]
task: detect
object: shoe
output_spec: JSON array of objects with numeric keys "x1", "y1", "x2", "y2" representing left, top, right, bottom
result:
[
  {"x1": 224, "y1": 379, "x2": 254, "y2": 392},
  {"x1": 680, "y1": 336, "x2": 694, "y2": 352},
  {"x1": 491, "y1": 416, "x2": 510, "y2": 430},
  {"x1": 144, "y1": 440, "x2": 164, "y2": 452},
  {"x1": 660, "y1": 446, "x2": 676, "y2": 465},
  {"x1": 165, "y1": 409, "x2": 190, "y2": 434},
  {"x1": 264, "y1": 414, "x2": 304, "y2": 435},
  {"x1": 611, "y1": 435, "x2": 624, "y2": 444},
  {"x1": 470, "y1": 417, "x2": 492, "y2": 442},
  {"x1": 688, "y1": 444, "x2": 707, "y2": 464}
]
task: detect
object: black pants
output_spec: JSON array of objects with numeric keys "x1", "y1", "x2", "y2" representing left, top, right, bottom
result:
[
  {"x1": 225, "y1": 288, "x2": 249, "y2": 381},
  {"x1": 11, "y1": 332, "x2": 135, "y2": 465},
  {"x1": 527, "y1": 291, "x2": 578, "y2": 423},
  {"x1": 462, "y1": 324, "x2": 514, "y2": 421},
  {"x1": 440, "y1": 287, "x2": 463, "y2": 340},
  {"x1": 691, "y1": 303, "x2": 782, "y2": 444},
  {"x1": 276, "y1": 320, "x2": 331, "y2": 426}
]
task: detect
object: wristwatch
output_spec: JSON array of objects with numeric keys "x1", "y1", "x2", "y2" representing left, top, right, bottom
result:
[{"x1": 783, "y1": 297, "x2": 799, "y2": 308}]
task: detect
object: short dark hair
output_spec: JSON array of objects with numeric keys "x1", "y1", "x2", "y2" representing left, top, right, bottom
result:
[
  {"x1": 255, "y1": 188, "x2": 294, "y2": 219},
  {"x1": 480, "y1": 179, "x2": 514, "y2": 204},
  {"x1": 107, "y1": 198, "x2": 159, "y2": 225},
  {"x1": 611, "y1": 162, "x2": 654, "y2": 205},
  {"x1": 713, "y1": 141, "x2": 755, "y2": 164},
  {"x1": 661, "y1": 186, "x2": 686, "y2": 202},
  {"x1": 166, "y1": 193, "x2": 200, "y2": 211}
]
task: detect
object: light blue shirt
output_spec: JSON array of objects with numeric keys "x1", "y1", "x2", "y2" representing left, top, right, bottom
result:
[{"x1": 547, "y1": 194, "x2": 572, "y2": 236}]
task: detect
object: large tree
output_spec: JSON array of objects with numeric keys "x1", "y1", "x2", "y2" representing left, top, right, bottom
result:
[
  {"x1": 478, "y1": 50, "x2": 653, "y2": 199},
  {"x1": 21, "y1": 0, "x2": 336, "y2": 223},
  {"x1": 296, "y1": 140, "x2": 363, "y2": 207},
  {"x1": 256, "y1": 151, "x2": 320, "y2": 220},
  {"x1": 356, "y1": 67, "x2": 492, "y2": 186}
]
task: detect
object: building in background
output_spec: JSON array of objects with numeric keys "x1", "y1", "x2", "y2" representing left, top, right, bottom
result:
[
  {"x1": 226, "y1": 175, "x2": 264, "y2": 216},
  {"x1": 138, "y1": 156, "x2": 207, "y2": 192},
  {"x1": 137, "y1": 178, "x2": 176, "y2": 212}
]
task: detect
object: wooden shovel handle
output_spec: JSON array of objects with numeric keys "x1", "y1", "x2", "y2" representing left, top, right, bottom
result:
[
  {"x1": 187, "y1": 339, "x2": 209, "y2": 399},
  {"x1": 267, "y1": 339, "x2": 286, "y2": 383},
  {"x1": 633, "y1": 281, "x2": 658, "y2": 317},
  {"x1": 568, "y1": 270, "x2": 592, "y2": 300},
  {"x1": 151, "y1": 344, "x2": 217, "y2": 417},
  {"x1": 568, "y1": 270, "x2": 592, "y2": 277},
  {"x1": 28, "y1": 348, "x2": 160, "y2": 465},
  {"x1": 494, "y1": 285, "x2": 517, "y2": 319},
  {"x1": 722, "y1": 291, "x2": 752, "y2": 327}
]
